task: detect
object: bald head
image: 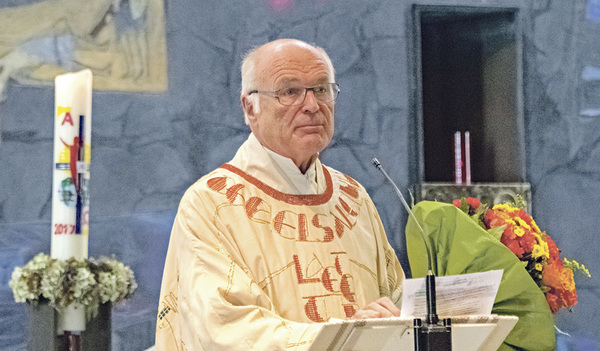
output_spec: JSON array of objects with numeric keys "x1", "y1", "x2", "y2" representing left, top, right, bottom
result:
[{"x1": 241, "y1": 39, "x2": 335, "y2": 98}]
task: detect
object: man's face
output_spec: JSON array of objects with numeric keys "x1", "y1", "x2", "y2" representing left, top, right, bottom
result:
[{"x1": 243, "y1": 42, "x2": 335, "y2": 169}]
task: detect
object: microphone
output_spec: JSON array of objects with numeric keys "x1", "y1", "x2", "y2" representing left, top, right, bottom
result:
[
  {"x1": 371, "y1": 158, "x2": 452, "y2": 351},
  {"x1": 371, "y1": 158, "x2": 434, "y2": 271}
]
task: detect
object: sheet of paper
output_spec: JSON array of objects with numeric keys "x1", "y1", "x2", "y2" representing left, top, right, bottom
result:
[{"x1": 400, "y1": 269, "x2": 503, "y2": 319}]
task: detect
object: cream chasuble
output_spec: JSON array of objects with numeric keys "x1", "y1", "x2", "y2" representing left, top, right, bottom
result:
[{"x1": 156, "y1": 134, "x2": 404, "y2": 350}]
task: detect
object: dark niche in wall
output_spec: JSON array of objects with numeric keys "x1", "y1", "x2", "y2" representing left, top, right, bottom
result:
[{"x1": 413, "y1": 5, "x2": 525, "y2": 183}]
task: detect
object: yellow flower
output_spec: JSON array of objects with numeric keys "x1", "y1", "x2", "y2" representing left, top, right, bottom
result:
[
  {"x1": 532, "y1": 244, "x2": 547, "y2": 259},
  {"x1": 515, "y1": 217, "x2": 531, "y2": 231},
  {"x1": 535, "y1": 263, "x2": 543, "y2": 271},
  {"x1": 493, "y1": 203, "x2": 514, "y2": 212},
  {"x1": 531, "y1": 219, "x2": 541, "y2": 233},
  {"x1": 514, "y1": 227, "x2": 525, "y2": 237},
  {"x1": 542, "y1": 241, "x2": 550, "y2": 259},
  {"x1": 564, "y1": 258, "x2": 592, "y2": 278}
]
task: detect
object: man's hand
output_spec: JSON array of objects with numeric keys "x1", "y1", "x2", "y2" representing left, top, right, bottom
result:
[{"x1": 351, "y1": 297, "x2": 401, "y2": 319}]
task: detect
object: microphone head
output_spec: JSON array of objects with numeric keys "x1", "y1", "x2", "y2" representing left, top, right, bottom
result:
[{"x1": 371, "y1": 158, "x2": 381, "y2": 169}]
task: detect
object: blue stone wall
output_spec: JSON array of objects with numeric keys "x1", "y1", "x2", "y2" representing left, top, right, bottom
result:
[{"x1": 0, "y1": 0, "x2": 598, "y2": 350}]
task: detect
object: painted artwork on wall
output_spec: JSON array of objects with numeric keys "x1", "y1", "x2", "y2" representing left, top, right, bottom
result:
[{"x1": 0, "y1": 0, "x2": 167, "y2": 94}]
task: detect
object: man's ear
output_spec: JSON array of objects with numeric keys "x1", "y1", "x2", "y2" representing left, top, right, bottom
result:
[{"x1": 241, "y1": 94, "x2": 259, "y2": 125}]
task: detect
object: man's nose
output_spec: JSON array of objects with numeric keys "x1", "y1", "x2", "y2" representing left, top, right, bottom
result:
[{"x1": 302, "y1": 90, "x2": 320, "y2": 113}]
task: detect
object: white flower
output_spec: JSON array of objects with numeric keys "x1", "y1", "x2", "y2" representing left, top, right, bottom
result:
[
  {"x1": 40, "y1": 260, "x2": 65, "y2": 304},
  {"x1": 9, "y1": 253, "x2": 137, "y2": 320},
  {"x1": 27, "y1": 253, "x2": 50, "y2": 270}
]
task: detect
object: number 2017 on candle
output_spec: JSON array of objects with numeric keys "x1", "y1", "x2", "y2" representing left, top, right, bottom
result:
[{"x1": 54, "y1": 223, "x2": 76, "y2": 234}]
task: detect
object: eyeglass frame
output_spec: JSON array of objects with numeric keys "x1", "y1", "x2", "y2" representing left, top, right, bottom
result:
[{"x1": 247, "y1": 83, "x2": 340, "y2": 106}]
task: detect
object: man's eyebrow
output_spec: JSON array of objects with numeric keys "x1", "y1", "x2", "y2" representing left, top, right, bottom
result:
[
  {"x1": 275, "y1": 78, "x2": 300, "y2": 87},
  {"x1": 275, "y1": 77, "x2": 330, "y2": 88}
]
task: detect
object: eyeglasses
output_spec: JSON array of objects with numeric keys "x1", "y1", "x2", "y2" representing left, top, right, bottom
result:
[{"x1": 248, "y1": 83, "x2": 340, "y2": 106}]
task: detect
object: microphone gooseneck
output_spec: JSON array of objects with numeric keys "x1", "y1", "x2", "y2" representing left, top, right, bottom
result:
[
  {"x1": 371, "y1": 158, "x2": 434, "y2": 273},
  {"x1": 371, "y1": 157, "x2": 451, "y2": 351}
]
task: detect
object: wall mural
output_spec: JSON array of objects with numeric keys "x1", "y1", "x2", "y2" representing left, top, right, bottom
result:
[{"x1": 0, "y1": 0, "x2": 167, "y2": 95}]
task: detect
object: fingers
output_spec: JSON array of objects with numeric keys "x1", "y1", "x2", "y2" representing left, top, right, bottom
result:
[
  {"x1": 351, "y1": 309, "x2": 381, "y2": 320},
  {"x1": 374, "y1": 297, "x2": 401, "y2": 317},
  {"x1": 351, "y1": 297, "x2": 401, "y2": 319}
]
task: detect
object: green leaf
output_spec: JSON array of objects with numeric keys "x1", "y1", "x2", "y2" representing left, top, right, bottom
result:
[
  {"x1": 460, "y1": 197, "x2": 469, "y2": 214},
  {"x1": 487, "y1": 225, "x2": 507, "y2": 241}
]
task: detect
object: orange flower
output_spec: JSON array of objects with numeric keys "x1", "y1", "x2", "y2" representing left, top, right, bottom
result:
[
  {"x1": 542, "y1": 262, "x2": 577, "y2": 312},
  {"x1": 563, "y1": 287, "x2": 578, "y2": 307},
  {"x1": 542, "y1": 263, "x2": 564, "y2": 288},
  {"x1": 546, "y1": 292, "x2": 560, "y2": 313}
]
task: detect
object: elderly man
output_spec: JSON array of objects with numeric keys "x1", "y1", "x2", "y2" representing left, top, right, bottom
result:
[{"x1": 156, "y1": 39, "x2": 404, "y2": 350}]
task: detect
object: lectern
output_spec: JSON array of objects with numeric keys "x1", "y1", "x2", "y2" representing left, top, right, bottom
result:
[{"x1": 309, "y1": 315, "x2": 518, "y2": 351}]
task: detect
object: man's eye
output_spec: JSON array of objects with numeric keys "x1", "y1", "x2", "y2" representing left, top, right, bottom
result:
[
  {"x1": 314, "y1": 85, "x2": 328, "y2": 94},
  {"x1": 280, "y1": 87, "x2": 302, "y2": 96}
]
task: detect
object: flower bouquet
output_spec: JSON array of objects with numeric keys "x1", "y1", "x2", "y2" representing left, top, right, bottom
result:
[
  {"x1": 453, "y1": 196, "x2": 590, "y2": 313},
  {"x1": 9, "y1": 253, "x2": 138, "y2": 319},
  {"x1": 404, "y1": 200, "x2": 583, "y2": 350}
]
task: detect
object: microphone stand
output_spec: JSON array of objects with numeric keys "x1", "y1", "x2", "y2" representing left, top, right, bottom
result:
[{"x1": 372, "y1": 158, "x2": 452, "y2": 351}]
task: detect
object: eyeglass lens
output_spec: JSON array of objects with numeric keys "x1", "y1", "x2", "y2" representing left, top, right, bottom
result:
[{"x1": 279, "y1": 84, "x2": 339, "y2": 106}]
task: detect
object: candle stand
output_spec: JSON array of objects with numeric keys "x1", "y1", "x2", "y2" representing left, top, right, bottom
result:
[{"x1": 26, "y1": 302, "x2": 111, "y2": 351}]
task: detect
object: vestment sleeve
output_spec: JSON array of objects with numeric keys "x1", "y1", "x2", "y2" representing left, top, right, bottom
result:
[{"x1": 156, "y1": 187, "x2": 322, "y2": 351}]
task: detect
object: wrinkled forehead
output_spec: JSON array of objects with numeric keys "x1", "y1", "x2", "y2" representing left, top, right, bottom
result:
[{"x1": 255, "y1": 42, "x2": 334, "y2": 88}]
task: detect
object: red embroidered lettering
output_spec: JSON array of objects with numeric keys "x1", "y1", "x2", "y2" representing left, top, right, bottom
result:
[
  {"x1": 339, "y1": 175, "x2": 360, "y2": 199},
  {"x1": 321, "y1": 267, "x2": 337, "y2": 292},
  {"x1": 343, "y1": 305, "x2": 357, "y2": 318},
  {"x1": 339, "y1": 197, "x2": 358, "y2": 216},
  {"x1": 334, "y1": 255, "x2": 343, "y2": 275},
  {"x1": 293, "y1": 255, "x2": 320, "y2": 284},
  {"x1": 333, "y1": 198, "x2": 359, "y2": 238},
  {"x1": 225, "y1": 183, "x2": 245, "y2": 204},
  {"x1": 304, "y1": 297, "x2": 324, "y2": 323},
  {"x1": 311, "y1": 214, "x2": 334, "y2": 242},
  {"x1": 298, "y1": 213, "x2": 308, "y2": 241},
  {"x1": 207, "y1": 176, "x2": 245, "y2": 206},
  {"x1": 207, "y1": 176, "x2": 228, "y2": 192},
  {"x1": 244, "y1": 196, "x2": 271, "y2": 224},
  {"x1": 273, "y1": 210, "x2": 297, "y2": 239},
  {"x1": 340, "y1": 274, "x2": 356, "y2": 302}
]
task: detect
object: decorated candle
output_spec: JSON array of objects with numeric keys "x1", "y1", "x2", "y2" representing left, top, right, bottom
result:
[
  {"x1": 51, "y1": 69, "x2": 92, "y2": 333},
  {"x1": 51, "y1": 69, "x2": 92, "y2": 261}
]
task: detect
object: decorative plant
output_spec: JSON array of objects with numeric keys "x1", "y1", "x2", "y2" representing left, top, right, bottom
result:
[{"x1": 9, "y1": 253, "x2": 137, "y2": 319}]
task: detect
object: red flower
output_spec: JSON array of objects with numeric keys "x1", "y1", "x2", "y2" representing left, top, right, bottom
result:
[
  {"x1": 453, "y1": 197, "x2": 482, "y2": 215},
  {"x1": 520, "y1": 232, "x2": 537, "y2": 253},
  {"x1": 503, "y1": 237, "x2": 525, "y2": 258},
  {"x1": 465, "y1": 197, "x2": 481, "y2": 208},
  {"x1": 518, "y1": 209, "x2": 534, "y2": 226},
  {"x1": 502, "y1": 223, "x2": 516, "y2": 240},
  {"x1": 545, "y1": 235, "x2": 561, "y2": 262},
  {"x1": 453, "y1": 197, "x2": 481, "y2": 208},
  {"x1": 484, "y1": 208, "x2": 510, "y2": 229}
]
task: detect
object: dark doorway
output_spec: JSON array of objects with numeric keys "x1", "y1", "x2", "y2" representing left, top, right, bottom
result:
[{"x1": 414, "y1": 6, "x2": 525, "y2": 183}]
